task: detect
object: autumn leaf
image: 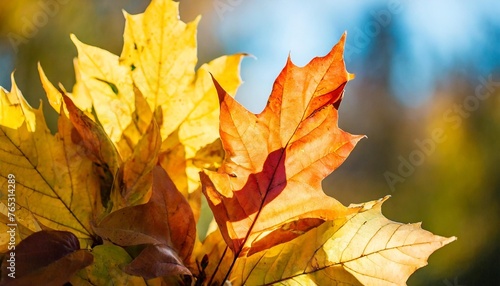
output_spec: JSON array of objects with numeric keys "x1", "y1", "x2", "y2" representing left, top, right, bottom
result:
[
  {"x1": 228, "y1": 198, "x2": 455, "y2": 285},
  {"x1": 194, "y1": 228, "x2": 234, "y2": 285},
  {"x1": 124, "y1": 244, "x2": 192, "y2": 281},
  {"x1": 0, "y1": 76, "x2": 101, "y2": 248},
  {"x1": 202, "y1": 34, "x2": 362, "y2": 257},
  {"x1": 0, "y1": 207, "x2": 40, "y2": 253},
  {"x1": 69, "y1": 34, "x2": 135, "y2": 146},
  {"x1": 62, "y1": 94, "x2": 123, "y2": 212},
  {"x1": 94, "y1": 166, "x2": 196, "y2": 280},
  {"x1": 39, "y1": 0, "x2": 246, "y2": 221},
  {"x1": 70, "y1": 244, "x2": 152, "y2": 286},
  {"x1": 0, "y1": 0, "x2": 456, "y2": 285},
  {"x1": 200, "y1": 34, "x2": 456, "y2": 284},
  {"x1": 120, "y1": 117, "x2": 162, "y2": 205},
  {"x1": 0, "y1": 230, "x2": 93, "y2": 285}
]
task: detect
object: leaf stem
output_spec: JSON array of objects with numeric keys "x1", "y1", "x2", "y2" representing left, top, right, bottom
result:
[
  {"x1": 208, "y1": 245, "x2": 228, "y2": 285},
  {"x1": 219, "y1": 75, "x2": 320, "y2": 283},
  {"x1": 221, "y1": 153, "x2": 287, "y2": 283}
]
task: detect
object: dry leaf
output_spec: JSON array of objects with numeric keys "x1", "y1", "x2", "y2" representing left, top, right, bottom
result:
[
  {"x1": 199, "y1": 34, "x2": 456, "y2": 285},
  {"x1": 94, "y1": 166, "x2": 196, "y2": 279},
  {"x1": 0, "y1": 230, "x2": 93, "y2": 285},
  {"x1": 202, "y1": 34, "x2": 363, "y2": 256},
  {"x1": 0, "y1": 77, "x2": 100, "y2": 248}
]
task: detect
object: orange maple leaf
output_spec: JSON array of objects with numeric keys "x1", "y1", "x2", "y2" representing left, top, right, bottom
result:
[{"x1": 201, "y1": 33, "x2": 364, "y2": 257}]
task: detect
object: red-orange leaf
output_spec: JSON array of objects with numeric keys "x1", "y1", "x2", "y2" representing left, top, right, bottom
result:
[
  {"x1": 201, "y1": 33, "x2": 364, "y2": 257},
  {"x1": 94, "y1": 166, "x2": 196, "y2": 265}
]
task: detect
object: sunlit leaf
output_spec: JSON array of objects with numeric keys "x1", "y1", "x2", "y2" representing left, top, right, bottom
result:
[
  {"x1": 200, "y1": 34, "x2": 456, "y2": 285},
  {"x1": 229, "y1": 198, "x2": 456, "y2": 285},
  {"x1": 0, "y1": 77, "x2": 100, "y2": 248},
  {"x1": 70, "y1": 244, "x2": 148, "y2": 286},
  {"x1": 60, "y1": 0, "x2": 244, "y2": 221},
  {"x1": 0, "y1": 1, "x2": 456, "y2": 285},
  {"x1": 202, "y1": 34, "x2": 362, "y2": 256}
]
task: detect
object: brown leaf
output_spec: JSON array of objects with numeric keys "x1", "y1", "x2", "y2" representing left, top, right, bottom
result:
[
  {"x1": 121, "y1": 118, "x2": 162, "y2": 205},
  {"x1": 94, "y1": 166, "x2": 196, "y2": 263},
  {"x1": 62, "y1": 94, "x2": 122, "y2": 211},
  {"x1": 0, "y1": 230, "x2": 93, "y2": 285},
  {"x1": 124, "y1": 244, "x2": 192, "y2": 281}
]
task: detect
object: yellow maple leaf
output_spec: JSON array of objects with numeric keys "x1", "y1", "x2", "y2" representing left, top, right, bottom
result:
[
  {"x1": 198, "y1": 199, "x2": 456, "y2": 286},
  {"x1": 0, "y1": 76, "x2": 100, "y2": 249},
  {"x1": 40, "y1": 0, "x2": 244, "y2": 214}
]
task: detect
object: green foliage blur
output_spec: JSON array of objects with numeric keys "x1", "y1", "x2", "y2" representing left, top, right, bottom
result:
[{"x1": 1, "y1": 1, "x2": 498, "y2": 285}]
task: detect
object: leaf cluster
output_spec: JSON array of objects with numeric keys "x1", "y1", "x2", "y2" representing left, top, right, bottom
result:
[{"x1": 0, "y1": 1, "x2": 454, "y2": 285}]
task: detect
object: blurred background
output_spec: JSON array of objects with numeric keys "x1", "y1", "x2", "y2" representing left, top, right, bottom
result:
[{"x1": 1, "y1": 0, "x2": 499, "y2": 284}]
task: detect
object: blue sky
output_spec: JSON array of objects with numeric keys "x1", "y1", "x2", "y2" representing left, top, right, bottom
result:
[
  {"x1": 1, "y1": 0, "x2": 498, "y2": 111},
  {"x1": 214, "y1": 0, "x2": 500, "y2": 111}
]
